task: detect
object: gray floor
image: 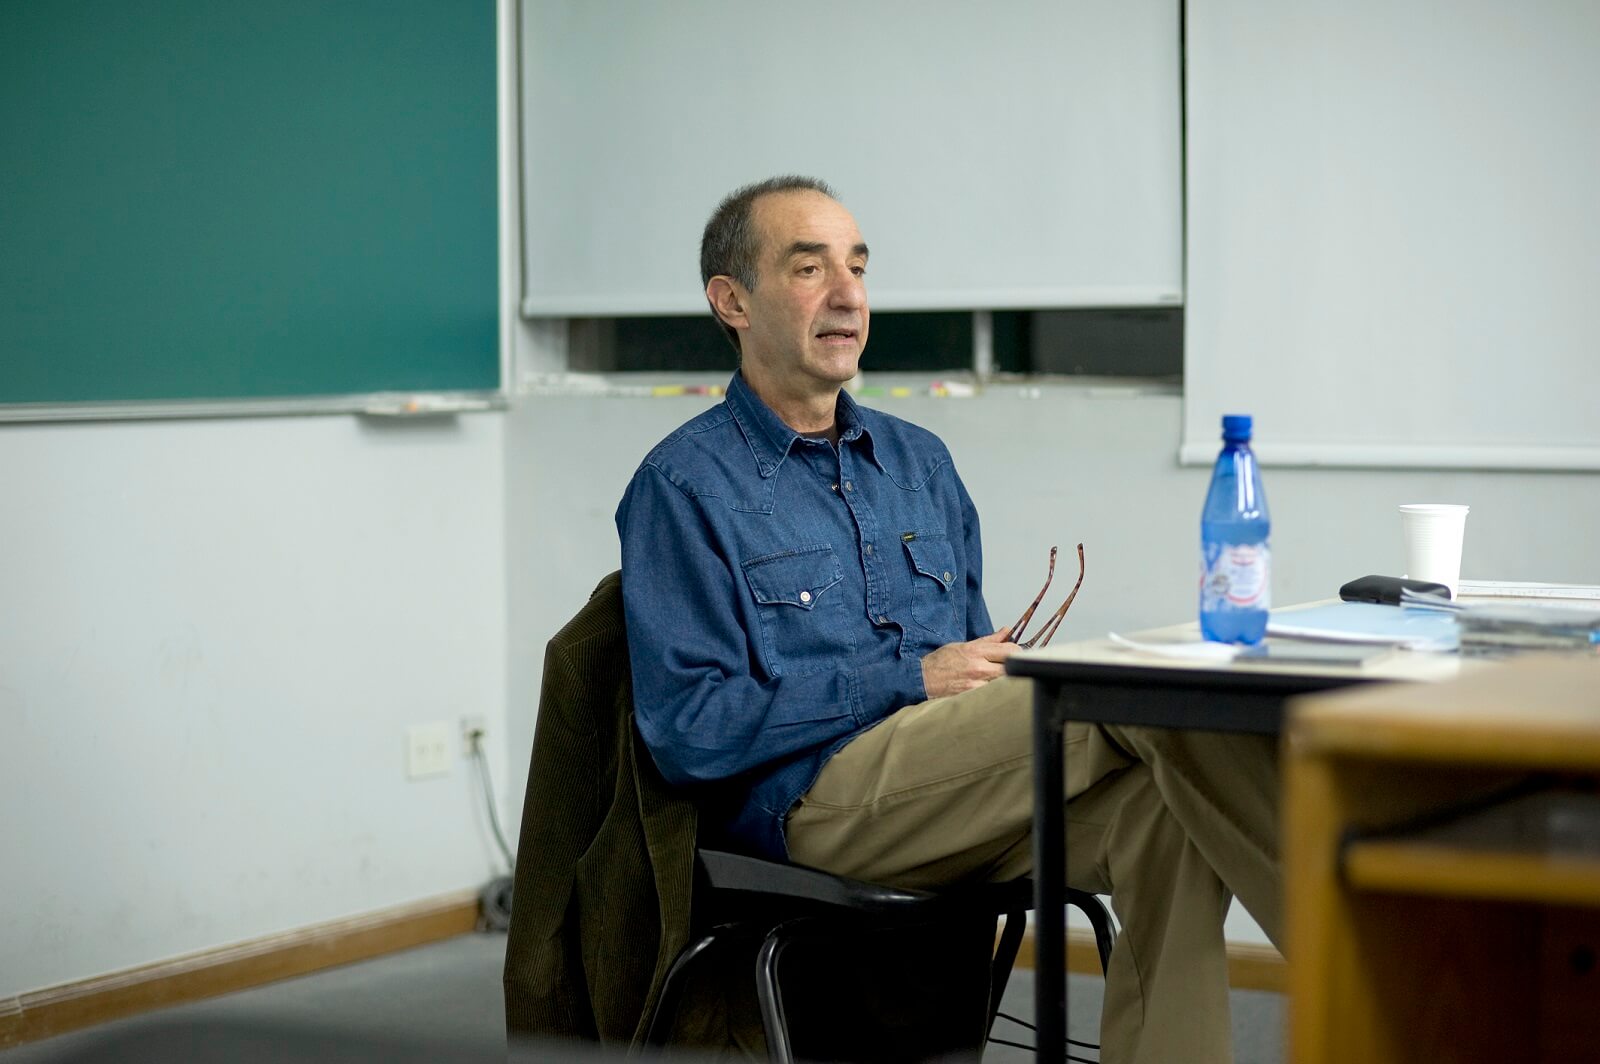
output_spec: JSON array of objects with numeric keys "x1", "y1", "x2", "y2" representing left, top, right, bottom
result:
[{"x1": 4, "y1": 932, "x2": 1284, "y2": 1063}]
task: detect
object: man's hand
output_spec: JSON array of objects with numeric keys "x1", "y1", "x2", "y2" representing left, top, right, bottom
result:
[{"x1": 920, "y1": 628, "x2": 1018, "y2": 699}]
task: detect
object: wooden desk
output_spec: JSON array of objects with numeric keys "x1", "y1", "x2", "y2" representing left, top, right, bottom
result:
[
  {"x1": 1285, "y1": 654, "x2": 1600, "y2": 1064},
  {"x1": 1006, "y1": 625, "x2": 1464, "y2": 1062}
]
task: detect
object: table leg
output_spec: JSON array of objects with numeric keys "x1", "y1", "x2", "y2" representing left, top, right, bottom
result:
[{"x1": 1033, "y1": 679, "x2": 1065, "y2": 1061}]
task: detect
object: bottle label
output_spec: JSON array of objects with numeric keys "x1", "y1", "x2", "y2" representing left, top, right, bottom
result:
[{"x1": 1201, "y1": 543, "x2": 1271, "y2": 611}]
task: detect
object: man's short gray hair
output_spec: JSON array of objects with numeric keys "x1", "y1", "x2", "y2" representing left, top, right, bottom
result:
[{"x1": 700, "y1": 176, "x2": 838, "y2": 353}]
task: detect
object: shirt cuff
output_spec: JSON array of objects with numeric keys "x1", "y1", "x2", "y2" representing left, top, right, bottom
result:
[{"x1": 849, "y1": 655, "x2": 927, "y2": 726}]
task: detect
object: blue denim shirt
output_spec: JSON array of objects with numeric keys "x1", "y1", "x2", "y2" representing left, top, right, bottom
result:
[{"x1": 616, "y1": 372, "x2": 992, "y2": 861}]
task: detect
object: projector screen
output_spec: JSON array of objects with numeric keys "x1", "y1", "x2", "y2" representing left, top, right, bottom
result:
[
  {"x1": 519, "y1": 0, "x2": 1182, "y2": 316},
  {"x1": 1183, "y1": 0, "x2": 1600, "y2": 470}
]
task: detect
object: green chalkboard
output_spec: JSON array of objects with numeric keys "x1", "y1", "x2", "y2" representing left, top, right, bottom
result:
[{"x1": 0, "y1": 0, "x2": 498, "y2": 414}]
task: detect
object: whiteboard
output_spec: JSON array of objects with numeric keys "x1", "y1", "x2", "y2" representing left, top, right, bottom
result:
[
  {"x1": 519, "y1": 0, "x2": 1182, "y2": 315},
  {"x1": 1183, "y1": 0, "x2": 1600, "y2": 470}
]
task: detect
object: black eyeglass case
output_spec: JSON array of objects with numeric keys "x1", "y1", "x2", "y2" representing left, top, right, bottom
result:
[{"x1": 1338, "y1": 574, "x2": 1453, "y2": 606}]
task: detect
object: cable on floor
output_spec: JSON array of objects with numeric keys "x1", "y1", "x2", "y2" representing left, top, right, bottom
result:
[{"x1": 469, "y1": 728, "x2": 516, "y2": 932}]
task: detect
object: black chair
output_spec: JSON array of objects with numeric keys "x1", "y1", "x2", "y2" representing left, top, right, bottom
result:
[
  {"x1": 645, "y1": 848, "x2": 1117, "y2": 1063},
  {"x1": 505, "y1": 569, "x2": 1120, "y2": 1059}
]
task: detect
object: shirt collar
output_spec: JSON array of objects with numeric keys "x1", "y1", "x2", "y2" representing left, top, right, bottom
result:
[{"x1": 726, "y1": 371, "x2": 875, "y2": 478}]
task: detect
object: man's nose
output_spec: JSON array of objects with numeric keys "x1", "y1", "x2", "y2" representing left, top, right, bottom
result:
[{"x1": 829, "y1": 270, "x2": 866, "y2": 309}]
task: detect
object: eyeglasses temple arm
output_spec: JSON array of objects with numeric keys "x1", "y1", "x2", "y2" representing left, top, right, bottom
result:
[
  {"x1": 1008, "y1": 545, "x2": 1058, "y2": 644},
  {"x1": 1023, "y1": 543, "x2": 1085, "y2": 649}
]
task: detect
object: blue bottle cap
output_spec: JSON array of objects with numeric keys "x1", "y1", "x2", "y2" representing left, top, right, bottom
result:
[{"x1": 1221, "y1": 414, "x2": 1252, "y2": 441}]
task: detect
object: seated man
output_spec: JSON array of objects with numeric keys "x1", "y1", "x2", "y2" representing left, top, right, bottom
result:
[{"x1": 616, "y1": 175, "x2": 1281, "y2": 1064}]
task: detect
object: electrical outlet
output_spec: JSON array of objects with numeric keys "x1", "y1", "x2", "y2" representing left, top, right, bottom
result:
[
  {"x1": 460, "y1": 714, "x2": 487, "y2": 755},
  {"x1": 406, "y1": 721, "x2": 452, "y2": 779}
]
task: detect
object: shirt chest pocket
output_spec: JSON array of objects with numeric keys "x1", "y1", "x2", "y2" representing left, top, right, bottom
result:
[
  {"x1": 741, "y1": 545, "x2": 846, "y2": 675},
  {"x1": 900, "y1": 531, "x2": 959, "y2": 637}
]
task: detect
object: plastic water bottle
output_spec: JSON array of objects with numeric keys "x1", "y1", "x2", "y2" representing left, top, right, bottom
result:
[{"x1": 1200, "y1": 414, "x2": 1271, "y2": 643}]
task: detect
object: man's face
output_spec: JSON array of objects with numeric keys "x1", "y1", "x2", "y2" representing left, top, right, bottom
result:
[{"x1": 735, "y1": 190, "x2": 870, "y2": 394}]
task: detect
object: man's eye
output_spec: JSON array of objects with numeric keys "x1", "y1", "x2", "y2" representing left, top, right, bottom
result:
[
  {"x1": 797, "y1": 264, "x2": 819, "y2": 276},
  {"x1": 851, "y1": 266, "x2": 866, "y2": 277}
]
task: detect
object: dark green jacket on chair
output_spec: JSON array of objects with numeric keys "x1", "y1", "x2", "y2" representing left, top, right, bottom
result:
[{"x1": 502, "y1": 571, "x2": 698, "y2": 1047}]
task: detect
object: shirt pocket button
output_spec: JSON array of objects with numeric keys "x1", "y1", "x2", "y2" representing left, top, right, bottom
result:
[{"x1": 799, "y1": 590, "x2": 812, "y2": 604}]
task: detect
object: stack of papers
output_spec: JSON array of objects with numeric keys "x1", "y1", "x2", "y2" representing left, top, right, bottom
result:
[
  {"x1": 1457, "y1": 580, "x2": 1600, "y2": 602},
  {"x1": 1457, "y1": 602, "x2": 1600, "y2": 655}
]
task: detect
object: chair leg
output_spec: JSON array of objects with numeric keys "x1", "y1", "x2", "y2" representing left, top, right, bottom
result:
[
  {"x1": 754, "y1": 927, "x2": 797, "y2": 1064},
  {"x1": 1067, "y1": 888, "x2": 1117, "y2": 974},
  {"x1": 643, "y1": 929, "x2": 726, "y2": 1047},
  {"x1": 987, "y1": 907, "x2": 1027, "y2": 1032},
  {"x1": 1052, "y1": 892, "x2": 1115, "y2": 1059}
]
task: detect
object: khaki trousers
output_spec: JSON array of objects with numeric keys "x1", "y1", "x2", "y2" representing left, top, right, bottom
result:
[{"x1": 785, "y1": 676, "x2": 1282, "y2": 1064}]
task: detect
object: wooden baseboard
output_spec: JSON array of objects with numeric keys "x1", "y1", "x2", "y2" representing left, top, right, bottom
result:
[
  {"x1": 0, "y1": 890, "x2": 481, "y2": 1050},
  {"x1": 1016, "y1": 927, "x2": 1287, "y2": 995}
]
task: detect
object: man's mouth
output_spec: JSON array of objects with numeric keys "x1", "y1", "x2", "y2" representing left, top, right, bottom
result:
[{"x1": 815, "y1": 328, "x2": 858, "y2": 342}]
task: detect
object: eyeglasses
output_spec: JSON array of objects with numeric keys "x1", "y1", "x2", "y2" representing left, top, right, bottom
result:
[{"x1": 1007, "y1": 543, "x2": 1085, "y2": 649}]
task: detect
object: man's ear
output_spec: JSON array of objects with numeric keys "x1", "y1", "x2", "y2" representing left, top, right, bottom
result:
[{"x1": 706, "y1": 276, "x2": 750, "y2": 333}]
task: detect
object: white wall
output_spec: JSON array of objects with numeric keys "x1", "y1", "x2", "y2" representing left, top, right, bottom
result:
[
  {"x1": 0, "y1": 415, "x2": 507, "y2": 995},
  {"x1": 5, "y1": 328, "x2": 1594, "y2": 998}
]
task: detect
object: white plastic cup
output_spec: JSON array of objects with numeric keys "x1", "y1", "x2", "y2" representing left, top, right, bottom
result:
[{"x1": 1399, "y1": 504, "x2": 1470, "y2": 599}]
